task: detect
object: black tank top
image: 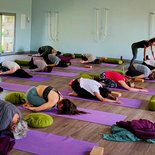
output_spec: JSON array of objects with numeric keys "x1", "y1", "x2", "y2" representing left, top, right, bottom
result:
[{"x1": 42, "y1": 86, "x2": 61, "y2": 102}]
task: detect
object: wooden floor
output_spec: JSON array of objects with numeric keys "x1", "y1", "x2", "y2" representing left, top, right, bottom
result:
[{"x1": 2, "y1": 59, "x2": 155, "y2": 155}]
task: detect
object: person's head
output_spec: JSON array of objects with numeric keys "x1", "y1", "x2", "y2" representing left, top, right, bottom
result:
[
  {"x1": 148, "y1": 71, "x2": 155, "y2": 80},
  {"x1": 13, "y1": 69, "x2": 32, "y2": 78},
  {"x1": 12, "y1": 120, "x2": 28, "y2": 139},
  {"x1": 148, "y1": 38, "x2": 155, "y2": 45},
  {"x1": 58, "y1": 99, "x2": 86, "y2": 115},
  {"x1": 81, "y1": 55, "x2": 88, "y2": 61},
  {"x1": 99, "y1": 87, "x2": 111, "y2": 98},
  {"x1": 44, "y1": 66, "x2": 53, "y2": 72},
  {"x1": 126, "y1": 79, "x2": 135, "y2": 88}
]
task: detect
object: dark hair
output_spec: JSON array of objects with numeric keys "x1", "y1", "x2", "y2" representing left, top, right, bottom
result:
[
  {"x1": 148, "y1": 38, "x2": 155, "y2": 43},
  {"x1": 0, "y1": 87, "x2": 3, "y2": 92},
  {"x1": 44, "y1": 66, "x2": 53, "y2": 72},
  {"x1": 81, "y1": 55, "x2": 88, "y2": 61},
  {"x1": 148, "y1": 71, "x2": 155, "y2": 80},
  {"x1": 12, "y1": 69, "x2": 32, "y2": 78},
  {"x1": 60, "y1": 99, "x2": 86, "y2": 115},
  {"x1": 94, "y1": 58, "x2": 101, "y2": 64},
  {"x1": 99, "y1": 87, "x2": 111, "y2": 98}
]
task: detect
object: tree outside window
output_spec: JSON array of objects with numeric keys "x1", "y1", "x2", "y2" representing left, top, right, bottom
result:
[{"x1": 0, "y1": 13, "x2": 15, "y2": 54}]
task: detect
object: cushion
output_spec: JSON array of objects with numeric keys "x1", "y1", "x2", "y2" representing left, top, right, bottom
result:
[
  {"x1": 148, "y1": 95, "x2": 155, "y2": 111},
  {"x1": 104, "y1": 58, "x2": 123, "y2": 65},
  {"x1": 80, "y1": 73, "x2": 94, "y2": 79},
  {"x1": 24, "y1": 113, "x2": 53, "y2": 128},
  {"x1": 79, "y1": 73, "x2": 99, "y2": 80},
  {"x1": 114, "y1": 70, "x2": 124, "y2": 75},
  {"x1": 15, "y1": 60, "x2": 30, "y2": 66},
  {"x1": 4, "y1": 92, "x2": 26, "y2": 105},
  {"x1": 74, "y1": 53, "x2": 82, "y2": 58}
]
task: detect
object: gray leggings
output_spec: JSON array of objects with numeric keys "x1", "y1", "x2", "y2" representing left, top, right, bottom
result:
[{"x1": 26, "y1": 87, "x2": 46, "y2": 106}]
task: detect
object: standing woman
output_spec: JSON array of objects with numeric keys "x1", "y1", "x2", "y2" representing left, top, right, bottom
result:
[{"x1": 130, "y1": 38, "x2": 155, "y2": 66}]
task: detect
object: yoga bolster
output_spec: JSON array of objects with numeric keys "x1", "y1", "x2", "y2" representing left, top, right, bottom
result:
[
  {"x1": 74, "y1": 53, "x2": 83, "y2": 58},
  {"x1": 4, "y1": 92, "x2": 26, "y2": 105},
  {"x1": 148, "y1": 95, "x2": 155, "y2": 111},
  {"x1": 62, "y1": 53, "x2": 75, "y2": 58},
  {"x1": 15, "y1": 60, "x2": 30, "y2": 66},
  {"x1": 80, "y1": 73, "x2": 99, "y2": 80},
  {"x1": 103, "y1": 58, "x2": 123, "y2": 65},
  {"x1": 24, "y1": 113, "x2": 53, "y2": 128},
  {"x1": 114, "y1": 70, "x2": 124, "y2": 75}
]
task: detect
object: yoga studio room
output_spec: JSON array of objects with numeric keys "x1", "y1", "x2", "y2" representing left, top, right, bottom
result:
[{"x1": 1, "y1": 0, "x2": 155, "y2": 155}]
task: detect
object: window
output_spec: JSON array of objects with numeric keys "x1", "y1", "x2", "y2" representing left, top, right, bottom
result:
[{"x1": 0, "y1": 13, "x2": 16, "y2": 54}]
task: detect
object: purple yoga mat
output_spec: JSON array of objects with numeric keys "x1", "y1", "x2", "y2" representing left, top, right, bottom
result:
[
  {"x1": 0, "y1": 82, "x2": 32, "y2": 92},
  {"x1": 100, "y1": 63, "x2": 118, "y2": 67},
  {"x1": 109, "y1": 87, "x2": 155, "y2": 95},
  {"x1": 1, "y1": 75, "x2": 49, "y2": 82},
  {"x1": 18, "y1": 106, "x2": 126, "y2": 126},
  {"x1": 64, "y1": 66, "x2": 92, "y2": 71},
  {"x1": 145, "y1": 79, "x2": 155, "y2": 82},
  {"x1": 14, "y1": 130, "x2": 96, "y2": 155},
  {"x1": 60, "y1": 90, "x2": 142, "y2": 108},
  {"x1": 27, "y1": 70, "x2": 79, "y2": 77}
]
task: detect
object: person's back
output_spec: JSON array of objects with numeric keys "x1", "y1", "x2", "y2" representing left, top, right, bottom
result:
[{"x1": 2, "y1": 60, "x2": 20, "y2": 70}]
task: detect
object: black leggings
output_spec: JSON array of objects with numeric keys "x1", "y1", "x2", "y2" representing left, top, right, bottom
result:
[{"x1": 71, "y1": 79, "x2": 97, "y2": 99}]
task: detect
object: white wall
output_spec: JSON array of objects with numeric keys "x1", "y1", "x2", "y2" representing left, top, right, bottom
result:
[{"x1": 31, "y1": 0, "x2": 155, "y2": 61}]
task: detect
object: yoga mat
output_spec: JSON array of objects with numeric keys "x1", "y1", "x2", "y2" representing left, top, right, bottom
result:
[
  {"x1": 1, "y1": 75, "x2": 49, "y2": 82},
  {"x1": 26, "y1": 70, "x2": 79, "y2": 77},
  {"x1": 0, "y1": 82, "x2": 32, "y2": 92},
  {"x1": 14, "y1": 130, "x2": 96, "y2": 155},
  {"x1": 100, "y1": 63, "x2": 118, "y2": 67},
  {"x1": 60, "y1": 90, "x2": 142, "y2": 108},
  {"x1": 145, "y1": 79, "x2": 155, "y2": 82},
  {"x1": 64, "y1": 66, "x2": 92, "y2": 71},
  {"x1": 109, "y1": 87, "x2": 155, "y2": 95},
  {"x1": 19, "y1": 106, "x2": 126, "y2": 126}
]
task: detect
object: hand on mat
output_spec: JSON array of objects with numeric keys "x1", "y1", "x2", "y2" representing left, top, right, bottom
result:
[
  {"x1": 115, "y1": 98, "x2": 122, "y2": 104},
  {"x1": 28, "y1": 107, "x2": 37, "y2": 112},
  {"x1": 138, "y1": 88, "x2": 148, "y2": 92}
]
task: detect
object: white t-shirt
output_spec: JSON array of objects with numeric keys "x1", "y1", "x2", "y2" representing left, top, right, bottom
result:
[
  {"x1": 79, "y1": 78, "x2": 101, "y2": 96},
  {"x1": 2, "y1": 60, "x2": 20, "y2": 69},
  {"x1": 83, "y1": 53, "x2": 96, "y2": 62},
  {"x1": 144, "y1": 60, "x2": 155, "y2": 67}
]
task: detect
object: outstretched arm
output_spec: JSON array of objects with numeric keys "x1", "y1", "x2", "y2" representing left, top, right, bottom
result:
[
  {"x1": 118, "y1": 80, "x2": 148, "y2": 92},
  {"x1": 94, "y1": 92, "x2": 121, "y2": 104},
  {"x1": 0, "y1": 68, "x2": 16, "y2": 75}
]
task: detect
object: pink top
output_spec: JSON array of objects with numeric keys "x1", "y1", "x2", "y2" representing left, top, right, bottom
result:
[{"x1": 105, "y1": 71, "x2": 127, "y2": 86}]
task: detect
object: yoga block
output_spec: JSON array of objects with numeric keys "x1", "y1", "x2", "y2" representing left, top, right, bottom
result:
[
  {"x1": 15, "y1": 60, "x2": 30, "y2": 66},
  {"x1": 148, "y1": 95, "x2": 155, "y2": 111},
  {"x1": 104, "y1": 58, "x2": 123, "y2": 65},
  {"x1": 90, "y1": 146, "x2": 104, "y2": 155}
]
